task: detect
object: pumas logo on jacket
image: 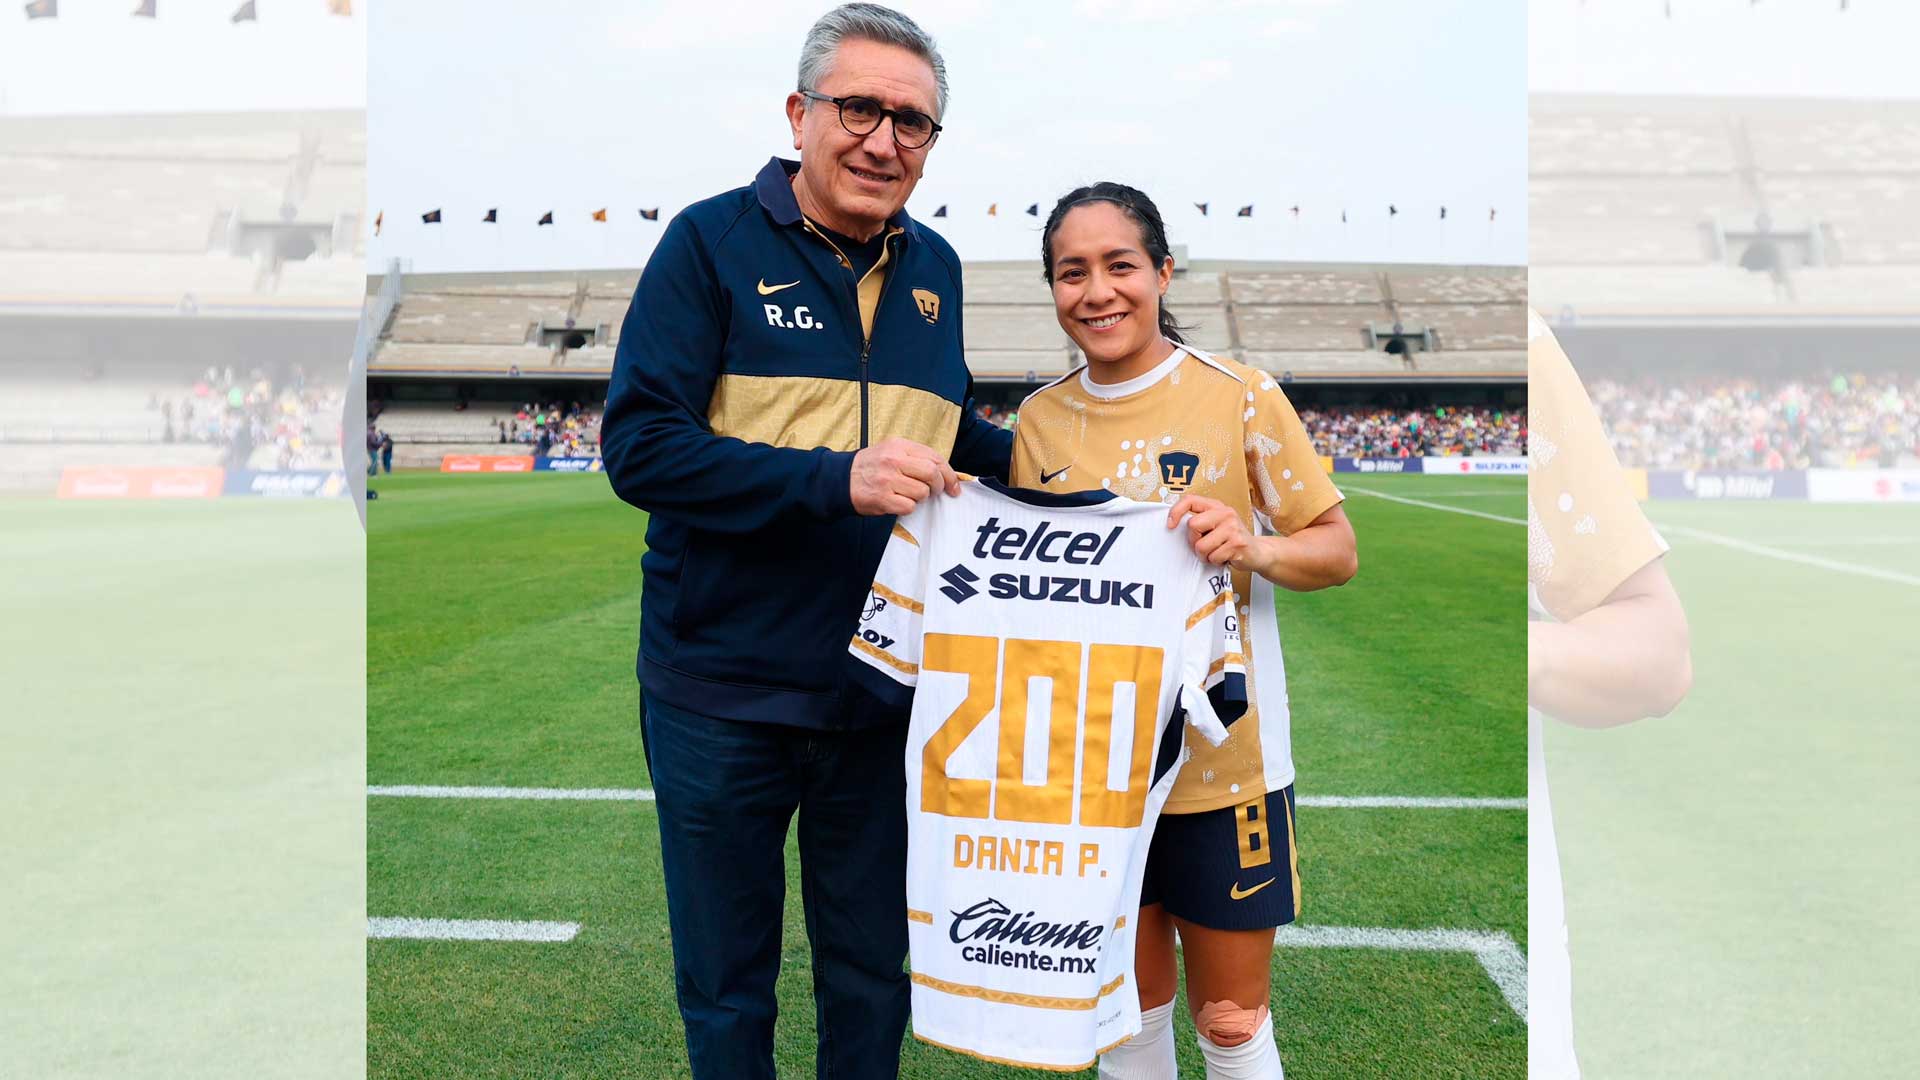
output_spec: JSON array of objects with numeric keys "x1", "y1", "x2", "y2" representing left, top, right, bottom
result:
[{"x1": 912, "y1": 287, "x2": 941, "y2": 325}]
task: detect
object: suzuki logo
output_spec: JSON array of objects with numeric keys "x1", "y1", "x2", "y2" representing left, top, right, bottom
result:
[{"x1": 939, "y1": 564, "x2": 980, "y2": 604}]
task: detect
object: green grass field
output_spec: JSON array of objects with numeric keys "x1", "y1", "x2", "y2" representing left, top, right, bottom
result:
[
  {"x1": 3, "y1": 498, "x2": 365, "y2": 1079},
  {"x1": 367, "y1": 471, "x2": 1526, "y2": 1079},
  {"x1": 1547, "y1": 499, "x2": 1920, "y2": 1078}
]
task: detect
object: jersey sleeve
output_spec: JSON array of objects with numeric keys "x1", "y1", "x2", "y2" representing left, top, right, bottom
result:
[
  {"x1": 1175, "y1": 567, "x2": 1247, "y2": 746},
  {"x1": 1244, "y1": 378, "x2": 1343, "y2": 535},
  {"x1": 846, "y1": 514, "x2": 929, "y2": 708},
  {"x1": 1527, "y1": 310, "x2": 1669, "y2": 621}
]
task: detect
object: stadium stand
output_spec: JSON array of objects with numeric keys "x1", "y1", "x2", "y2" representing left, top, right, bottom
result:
[
  {"x1": 0, "y1": 110, "x2": 364, "y2": 307},
  {"x1": 1530, "y1": 95, "x2": 1920, "y2": 317},
  {"x1": 0, "y1": 111, "x2": 362, "y2": 496},
  {"x1": 370, "y1": 262, "x2": 1524, "y2": 383},
  {"x1": 367, "y1": 260, "x2": 1523, "y2": 464}
]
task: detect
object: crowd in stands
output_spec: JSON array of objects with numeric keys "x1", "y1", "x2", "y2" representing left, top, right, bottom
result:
[
  {"x1": 498, "y1": 401, "x2": 600, "y2": 457},
  {"x1": 1297, "y1": 404, "x2": 1527, "y2": 458},
  {"x1": 975, "y1": 403, "x2": 1017, "y2": 431},
  {"x1": 972, "y1": 401, "x2": 1525, "y2": 456},
  {"x1": 159, "y1": 364, "x2": 343, "y2": 470},
  {"x1": 1589, "y1": 372, "x2": 1920, "y2": 470}
]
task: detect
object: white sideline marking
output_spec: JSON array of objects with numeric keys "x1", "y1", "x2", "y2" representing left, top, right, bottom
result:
[
  {"x1": 1299, "y1": 795, "x2": 1525, "y2": 810},
  {"x1": 368, "y1": 785, "x2": 654, "y2": 801},
  {"x1": 370, "y1": 786, "x2": 1519, "y2": 809},
  {"x1": 1657, "y1": 523, "x2": 1920, "y2": 588},
  {"x1": 1273, "y1": 924, "x2": 1528, "y2": 1021},
  {"x1": 1342, "y1": 485, "x2": 1525, "y2": 526},
  {"x1": 1383, "y1": 490, "x2": 1526, "y2": 499},
  {"x1": 368, "y1": 917, "x2": 579, "y2": 942},
  {"x1": 1768, "y1": 537, "x2": 1920, "y2": 547}
]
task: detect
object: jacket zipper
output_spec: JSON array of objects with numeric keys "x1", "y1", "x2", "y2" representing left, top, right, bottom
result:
[
  {"x1": 802, "y1": 219, "x2": 896, "y2": 451},
  {"x1": 859, "y1": 232, "x2": 902, "y2": 450}
]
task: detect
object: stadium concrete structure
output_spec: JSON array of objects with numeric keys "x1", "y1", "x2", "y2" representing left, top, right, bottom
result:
[
  {"x1": 1531, "y1": 94, "x2": 1920, "y2": 362},
  {"x1": 366, "y1": 260, "x2": 1525, "y2": 467},
  {"x1": 0, "y1": 110, "x2": 363, "y2": 493}
]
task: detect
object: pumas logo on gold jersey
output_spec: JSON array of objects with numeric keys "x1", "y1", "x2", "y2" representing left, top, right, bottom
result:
[
  {"x1": 1159, "y1": 450, "x2": 1200, "y2": 493},
  {"x1": 912, "y1": 287, "x2": 941, "y2": 325}
]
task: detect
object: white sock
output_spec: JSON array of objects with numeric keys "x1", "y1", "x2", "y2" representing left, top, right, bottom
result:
[
  {"x1": 1196, "y1": 1009, "x2": 1283, "y2": 1080},
  {"x1": 1098, "y1": 1000, "x2": 1178, "y2": 1080}
]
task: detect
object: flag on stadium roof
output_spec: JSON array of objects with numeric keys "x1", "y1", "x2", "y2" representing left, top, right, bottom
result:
[
  {"x1": 1236, "y1": 205, "x2": 1252, "y2": 217},
  {"x1": 591, "y1": 208, "x2": 608, "y2": 222},
  {"x1": 537, "y1": 211, "x2": 554, "y2": 226},
  {"x1": 25, "y1": 0, "x2": 56, "y2": 17},
  {"x1": 132, "y1": 0, "x2": 155, "y2": 17},
  {"x1": 1195, "y1": 203, "x2": 1208, "y2": 216},
  {"x1": 1025, "y1": 204, "x2": 1038, "y2": 216},
  {"x1": 373, "y1": 210, "x2": 383, "y2": 235},
  {"x1": 1290, "y1": 205, "x2": 1300, "y2": 218},
  {"x1": 1341, "y1": 209, "x2": 1347, "y2": 223},
  {"x1": 328, "y1": 0, "x2": 352, "y2": 13},
  {"x1": 482, "y1": 208, "x2": 497, "y2": 223},
  {"x1": 931, "y1": 205, "x2": 947, "y2": 217},
  {"x1": 639, "y1": 208, "x2": 659, "y2": 221},
  {"x1": 421, "y1": 209, "x2": 441, "y2": 224},
  {"x1": 1389, "y1": 204, "x2": 1399, "y2": 216},
  {"x1": 231, "y1": 0, "x2": 255, "y2": 22},
  {"x1": 1440, "y1": 205, "x2": 1447, "y2": 220},
  {"x1": 987, "y1": 203, "x2": 997, "y2": 216}
]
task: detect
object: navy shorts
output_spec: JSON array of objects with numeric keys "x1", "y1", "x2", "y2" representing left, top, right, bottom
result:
[{"x1": 1140, "y1": 785, "x2": 1299, "y2": 931}]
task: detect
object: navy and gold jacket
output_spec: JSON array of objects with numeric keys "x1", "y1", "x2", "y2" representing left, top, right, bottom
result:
[{"x1": 603, "y1": 156, "x2": 1013, "y2": 729}]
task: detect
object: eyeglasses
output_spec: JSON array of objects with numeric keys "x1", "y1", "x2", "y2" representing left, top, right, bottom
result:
[{"x1": 800, "y1": 90, "x2": 942, "y2": 150}]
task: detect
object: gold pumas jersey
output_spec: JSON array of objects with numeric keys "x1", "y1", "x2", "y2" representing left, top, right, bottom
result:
[{"x1": 1012, "y1": 345, "x2": 1343, "y2": 814}]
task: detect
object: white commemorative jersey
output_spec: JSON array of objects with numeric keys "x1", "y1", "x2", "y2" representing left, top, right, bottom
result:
[{"x1": 847, "y1": 478, "x2": 1247, "y2": 1071}]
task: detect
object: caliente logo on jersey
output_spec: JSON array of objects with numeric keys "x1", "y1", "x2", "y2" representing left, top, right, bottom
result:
[{"x1": 948, "y1": 897, "x2": 1105, "y2": 975}]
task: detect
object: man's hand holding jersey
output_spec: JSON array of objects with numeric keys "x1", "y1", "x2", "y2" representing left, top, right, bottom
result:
[
  {"x1": 1167, "y1": 494, "x2": 1358, "y2": 592},
  {"x1": 850, "y1": 436, "x2": 962, "y2": 516}
]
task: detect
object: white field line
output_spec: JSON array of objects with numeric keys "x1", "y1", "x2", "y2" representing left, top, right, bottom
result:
[
  {"x1": 1377, "y1": 491, "x2": 1527, "y2": 498},
  {"x1": 368, "y1": 784, "x2": 654, "y2": 801},
  {"x1": 1272, "y1": 924, "x2": 1528, "y2": 1021},
  {"x1": 1665, "y1": 534, "x2": 1919, "y2": 548},
  {"x1": 1341, "y1": 485, "x2": 1526, "y2": 525},
  {"x1": 1656, "y1": 523, "x2": 1920, "y2": 588},
  {"x1": 368, "y1": 786, "x2": 1519, "y2": 809},
  {"x1": 368, "y1": 917, "x2": 579, "y2": 942},
  {"x1": 1298, "y1": 795, "x2": 1525, "y2": 809}
]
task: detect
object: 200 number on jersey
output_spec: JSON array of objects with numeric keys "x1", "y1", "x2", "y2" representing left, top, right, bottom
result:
[{"x1": 920, "y1": 633, "x2": 1164, "y2": 829}]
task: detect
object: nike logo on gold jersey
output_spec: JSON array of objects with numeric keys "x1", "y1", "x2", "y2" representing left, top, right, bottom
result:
[
  {"x1": 1228, "y1": 878, "x2": 1275, "y2": 901},
  {"x1": 1039, "y1": 465, "x2": 1072, "y2": 484},
  {"x1": 757, "y1": 279, "x2": 800, "y2": 296}
]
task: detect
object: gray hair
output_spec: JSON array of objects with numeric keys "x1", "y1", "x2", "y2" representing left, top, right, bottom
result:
[{"x1": 797, "y1": 3, "x2": 948, "y2": 120}]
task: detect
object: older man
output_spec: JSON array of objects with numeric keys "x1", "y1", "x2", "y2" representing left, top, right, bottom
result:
[{"x1": 599, "y1": 5, "x2": 1010, "y2": 1078}]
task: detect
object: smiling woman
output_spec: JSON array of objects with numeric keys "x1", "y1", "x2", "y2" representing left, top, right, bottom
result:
[{"x1": 1015, "y1": 180, "x2": 1359, "y2": 1080}]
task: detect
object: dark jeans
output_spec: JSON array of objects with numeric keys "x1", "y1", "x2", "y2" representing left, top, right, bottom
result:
[{"x1": 641, "y1": 695, "x2": 910, "y2": 1080}]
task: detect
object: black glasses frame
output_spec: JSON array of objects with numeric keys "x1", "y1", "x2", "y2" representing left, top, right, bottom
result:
[{"x1": 800, "y1": 90, "x2": 942, "y2": 149}]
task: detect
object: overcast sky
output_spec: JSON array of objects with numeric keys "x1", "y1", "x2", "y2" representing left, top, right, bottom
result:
[
  {"x1": 4, "y1": 1, "x2": 1912, "y2": 275},
  {"x1": 357, "y1": 0, "x2": 1525, "y2": 273},
  {"x1": 1531, "y1": 0, "x2": 1920, "y2": 99}
]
